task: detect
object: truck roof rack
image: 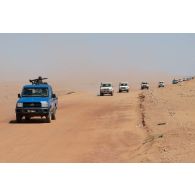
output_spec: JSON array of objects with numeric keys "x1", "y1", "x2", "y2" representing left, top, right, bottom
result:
[{"x1": 29, "y1": 76, "x2": 48, "y2": 85}]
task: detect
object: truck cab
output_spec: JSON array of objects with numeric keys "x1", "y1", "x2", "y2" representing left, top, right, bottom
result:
[
  {"x1": 141, "y1": 82, "x2": 149, "y2": 90},
  {"x1": 158, "y1": 81, "x2": 165, "y2": 88},
  {"x1": 119, "y1": 82, "x2": 129, "y2": 93},
  {"x1": 172, "y1": 79, "x2": 179, "y2": 84},
  {"x1": 15, "y1": 77, "x2": 58, "y2": 123},
  {"x1": 100, "y1": 83, "x2": 114, "y2": 96}
]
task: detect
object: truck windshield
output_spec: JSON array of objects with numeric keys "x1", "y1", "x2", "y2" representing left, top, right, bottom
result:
[
  {"x1": 22, "y1": 88, "x2": 49, "y2": 97},
  {"x1": 102, "y1": 84, "x2": 111, "y2": 87},
  {"x1": 120, "y1": 83, "x2": 127, "y2": 86}
]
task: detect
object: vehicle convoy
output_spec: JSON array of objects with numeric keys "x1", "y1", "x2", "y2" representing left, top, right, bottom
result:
[
  {"x1": 141, "y1": 82, "x2": 149, "y2": 90},
  {"x1": 158, "y1": 81, "x2": 165, "y2": 88},
  {"x1": 187, "y1": 76, "x2": 193, "y2": 81},
  {"x1": 15, "y1": 77, "x2": 58, "y2": 123},
  {"x1": 119, "y1": 82, "x2": 129, "y2": 93},
  {"x1": 100, "y1": 82, "x2": 114, "y2": 96}
]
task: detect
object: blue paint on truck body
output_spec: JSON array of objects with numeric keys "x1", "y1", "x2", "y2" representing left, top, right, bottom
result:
[{"x1": 15, "y1": 82, "x2": 58, "y2": 123}]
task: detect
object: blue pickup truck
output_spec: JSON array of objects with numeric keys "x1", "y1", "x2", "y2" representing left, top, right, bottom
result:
[{"x1": 15, "y1": 77, "x2": 58, "y2": 123}]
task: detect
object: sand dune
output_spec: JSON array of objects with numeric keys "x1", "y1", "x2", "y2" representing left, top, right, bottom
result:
[{"x1": 0, "y1": 79, "x2": 195, "y2": 162}]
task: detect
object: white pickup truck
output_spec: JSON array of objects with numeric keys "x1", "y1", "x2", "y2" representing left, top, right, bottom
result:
[
  {"x1": 158, "y1": 81, "x2": 165, "y2": 88},
  {"x1": 119, "y1": 82, "x2": 129, "y2": 93},
  {"x1": 100, "y1": 83, "x2": 114, "y2": 96},
  {"x1": 141, "y1": 82, "x2": 149, "y2": 90}
]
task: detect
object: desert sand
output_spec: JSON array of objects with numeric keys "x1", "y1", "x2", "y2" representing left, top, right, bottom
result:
[{"x1": 0, "y1": 79, "x2": 195, "y2": 162}]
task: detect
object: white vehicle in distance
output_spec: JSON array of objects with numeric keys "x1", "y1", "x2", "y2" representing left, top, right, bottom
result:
[
  {"x1": 141, "y1": 82, "x2": 149, "y2": 90},
  {"x1": 158, "y1": 81, "x2": 165, "y2": 88},
  {"x1": 100, "y1": 83, "x2": 114, "y2": 96},
  {"x1": 172, "y1": 79, "x2": 179, "y2": 84},
  {"x1": 119, "y1": 82, "x2": 129, "y2": 93}
]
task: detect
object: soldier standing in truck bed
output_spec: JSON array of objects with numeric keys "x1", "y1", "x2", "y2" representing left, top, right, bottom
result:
[{"x1": 29, "y1": 76, "x2": 48, "y2": 85}]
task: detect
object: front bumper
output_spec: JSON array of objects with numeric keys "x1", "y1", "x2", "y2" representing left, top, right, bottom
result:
[
  {"x1": 16, "y1": 108, "x2": 49, "y2": 116},
  {"x1": 141, "y1": 86, "x2": 149, "y2": 89},
  {"x1": 100, "y1": 90, "x2": 113, "y2": 94},
  {"x1": 119, "y1": 88, "x2": 128, "y2": 91}
]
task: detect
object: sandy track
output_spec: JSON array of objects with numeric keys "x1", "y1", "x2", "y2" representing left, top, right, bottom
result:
[
  {"x1": 1, "y1": 80, "x2": 195, "y2": 162},
  {"x1": 141, "y1": 80, "x2": 195, "y2": 162},
  {"x1": 0, "y1": 90, "x2": 148, "y2": 162}
]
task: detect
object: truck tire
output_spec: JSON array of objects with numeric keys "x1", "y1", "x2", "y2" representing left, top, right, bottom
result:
[
  {"x1": 16, "y1": 114, "x2": 22, "y2": 123},
  {"x1": 127, "y1": 90, "x2": 129, "y2": 93},
  {"x1": 100, "y1": 93, "x2": 103, "y2": 96},
  {"x1": 111, "y1": 92, "x2": 113, "y2": 96},
  {"x1": 46, "y1": 112, "x2": 51, "y2": 123},
  {"x1": 51, "y1": 111, "x2": 56, "y2": 120}
]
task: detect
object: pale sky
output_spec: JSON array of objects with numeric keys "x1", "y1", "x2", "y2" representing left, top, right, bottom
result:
[{"x1": 0, "y1": 34, "x2": 195, "y2": 83}]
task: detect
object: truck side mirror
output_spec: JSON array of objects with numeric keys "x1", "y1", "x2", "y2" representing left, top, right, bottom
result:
[
  {"x1": 52, "y1": 94, "x2": 57, "y2": 98},
  {"x1": 18, "y1": 94, "x2": 21, "y2": 98}
]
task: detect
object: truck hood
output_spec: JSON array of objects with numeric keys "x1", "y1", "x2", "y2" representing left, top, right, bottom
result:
[
  {"x1": 100, "y1": 87, "x2": 112, "y2": 90},
  {"x1": 119, "y1": 86, "x2": 129, "y2": 88},
  {"x1": 17, "y1": 97, "x2": 49, "y2": 103}
]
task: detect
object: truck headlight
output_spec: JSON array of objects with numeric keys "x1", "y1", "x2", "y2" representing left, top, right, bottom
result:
[
  {"x1": 41, "y1": 101, "x2": 49, "y2": 108},
  {"x1": 17, "y1": 103, "x2": 23, "y2": 108}
]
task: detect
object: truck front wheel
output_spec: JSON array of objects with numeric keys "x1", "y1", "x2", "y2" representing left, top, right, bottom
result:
[
  {"x1": 16, "y1": 114, "x2": 22, "y2": 123},
  {"x1": 51, "y1": 111, "x2": 56, "y2": 120},
  {"x1": 46, "y1": 112, "x2": 51, "y2": 123}
]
